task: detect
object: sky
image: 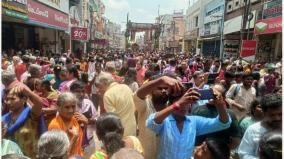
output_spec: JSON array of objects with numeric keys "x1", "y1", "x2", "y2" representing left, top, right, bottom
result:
[{"x1": 101, "y1": 0, "x2": 189, "y2": 30}]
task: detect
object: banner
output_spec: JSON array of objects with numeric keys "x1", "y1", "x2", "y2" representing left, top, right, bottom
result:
[
  {"x1": 27, "y1": 0, "x2": 68, "y2": 30},
  {"x1": 240, "y1": 40, "x2": 257, "y2": 61},
  {"x1": 71, "y1": 27, "x2": 88, "y2": 41},
  {"x1": 254, "y1": 16, "x2": 282, "y2": 35}
]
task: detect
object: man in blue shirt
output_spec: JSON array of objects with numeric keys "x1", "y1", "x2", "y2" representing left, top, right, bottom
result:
[{"x1": 146, "y1": 86, "x2": 231, "y2": 159}]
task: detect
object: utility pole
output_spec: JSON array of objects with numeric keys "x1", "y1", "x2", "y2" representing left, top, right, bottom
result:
[
  {"x1": 246, "y1": 0, "x2": 252, "y2": 40},
  {"x1": 240, "y1": 0, "x2": 249, "y2": 58},
  {"x1": 172, "y1": 20, "x2": 176, "y2": 54}
]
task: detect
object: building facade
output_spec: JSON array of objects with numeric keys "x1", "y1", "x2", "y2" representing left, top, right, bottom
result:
[
  {"x1": 158, "y1": 11, "x2": 185, "y2": 53},
  {"x1": 254, "y1": 0, "x2": 282, "y2": 61},
  {"x1": 2, "y1": 0, "x2": 69, "y2": 55},
  {"x1": 199, "y1": 0, "x2": 225, "y2": 58},
  {"x1": 105, "y1": 20, "x2": 123, "y2": 50},
  {"x1": 223, "y1": 0, "x2": 262, "y2": 59}
]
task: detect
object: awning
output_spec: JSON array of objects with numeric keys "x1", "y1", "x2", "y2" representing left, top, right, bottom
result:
[
  {"x1": 26, "y1": 20, "x2": 67, "y2": 31},
  {"x1": 198, "y1": 36, "x2": 221, "y2": 41}
]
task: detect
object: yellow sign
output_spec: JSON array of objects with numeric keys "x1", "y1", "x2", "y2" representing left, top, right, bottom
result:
[{"x1": 2, "y1": 2, "x2": 28, "y2": 14}]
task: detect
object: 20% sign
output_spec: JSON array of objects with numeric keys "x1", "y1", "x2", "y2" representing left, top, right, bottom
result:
[{"x1": 71, "y1": 27, "x2": 88, "y2": 41}]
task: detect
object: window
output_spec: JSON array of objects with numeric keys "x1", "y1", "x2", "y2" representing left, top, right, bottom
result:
[
  {"x1": 235, "y1": 1, "x2": 239, "y2": 6},
  {"x1": 228, "y1": 5, "x2": 232, "y2": 9},
  {"x1": 195, "y1": 16, "x2": 198, "y2": 27}
]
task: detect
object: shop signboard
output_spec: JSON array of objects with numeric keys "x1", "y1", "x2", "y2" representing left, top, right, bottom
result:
[
  {"x1": 2, "y1": 0, "x2": 28, "y2": 20},
  {"x1": 263, "y1": 0, "x2": 282, "y2": 19},
  {"x1": 240, "y1": 40, "x2": 257, "y2": 61},
  {"x1": 27, "y1": 0, "x2": 69, "y2": 30},
  {"x1": 254, "y1": 16, "x2": 282, "y2": 35},
  {"x1": 210, "y1": 24, "x2": 219, "y2": 35},
  {"x1": 223, "y1": 40, "x2": 239, "y2": 59},
  {"x1": 37, "y1": 0, "x2": 69, "y2": 14},
  {"x1": 71, "y1": 27, "x2": 88, "y2": 41},
  {"x1": 3, "y1": 8, "x2": 29, "y2": 20}
]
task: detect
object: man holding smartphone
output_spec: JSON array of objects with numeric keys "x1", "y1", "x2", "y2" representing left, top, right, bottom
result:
[
  {"x1": 134, "y1": 75, "x2": 181, "y2": 159},
  {"x1": 146, "y1": 84, "x2": 231, "y2": 159}
]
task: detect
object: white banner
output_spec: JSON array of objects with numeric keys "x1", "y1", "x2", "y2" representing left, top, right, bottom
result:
[{"x1": 37, "y1": 0, "x2": 69, "y2": 14}]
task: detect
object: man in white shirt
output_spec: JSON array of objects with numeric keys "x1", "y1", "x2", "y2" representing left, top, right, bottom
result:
[
  {"x1": 226, "y1": 73, "x2": 256, "y2": 121},
  {"x1": 88, "y1": 61, "x2": 103, "y2": 110},
  {"x1": 238, "y1": 93, "x2": 282, "y2": 159}
]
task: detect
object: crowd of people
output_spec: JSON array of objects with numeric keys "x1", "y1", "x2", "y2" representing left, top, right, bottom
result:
[{"x1": 1, "y1": 49, "x2": 282, "y2": 159}]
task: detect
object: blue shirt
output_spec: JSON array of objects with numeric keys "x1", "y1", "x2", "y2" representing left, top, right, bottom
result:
[{"x1": 146, "y1": 113, "x2": 231, "y2": 159}]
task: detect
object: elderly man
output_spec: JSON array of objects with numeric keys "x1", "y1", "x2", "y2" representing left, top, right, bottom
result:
[
  {"x1": 105, "y1": 61, "x2": 123, "y2": 83},
  {"x1": 96, "y1": 72, "x2": 136, "y2": 136}
]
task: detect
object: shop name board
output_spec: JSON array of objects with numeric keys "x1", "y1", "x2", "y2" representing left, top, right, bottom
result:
[
  {"x1": 263, "y1": 0, "x2": 282, "y2": 19},
  {"x1": 3, "y1": 8, "x2": 28, "y2": 20},
  {"x1": 27, "y1": 0, "x2": 68, "y2": 30},
  {"x1": 240, "y1": 40, "x2": 257, "y2": 58},
  {"x1": 28, "y1": 4, "x2": 48, "y2": 17},
  {"x1": 71, "y1": 27, "x2": 88, "y2": 41},
  {"x1": 2, "y1": 2, "x2": 28, "y2": 14},
  {"x1": 254, "y1": 16, "x2": 282, "y2": 35}
]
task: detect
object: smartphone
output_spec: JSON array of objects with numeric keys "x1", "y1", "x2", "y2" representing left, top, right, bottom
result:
[{"x1": 197, "y1": 89, "x2": 215, "y2": 100}]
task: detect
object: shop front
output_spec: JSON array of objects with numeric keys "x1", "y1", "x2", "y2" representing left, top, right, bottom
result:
[
  {"x1": 26, "y1": 0, "x2": 69, "y2": 55},
  {"x1": 254, "y1": 16, "x2": 282, "y2": 62},
  {"x1": 184, "y1": 28, "x2": 198, "y2": 54},
  {"x1": 2, "y1": 0, "x2": 32, "y2": 52},
  {"x1": 200, "y1": 37, "x2": 220, "y2": 58},
  {"x1": 223, "y1": 10, "x2": 257, "y2": 59}
]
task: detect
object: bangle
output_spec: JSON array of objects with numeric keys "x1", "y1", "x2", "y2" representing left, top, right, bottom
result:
[{"x1": 172, "y1": 102, "x2": 180, "y2": 111}]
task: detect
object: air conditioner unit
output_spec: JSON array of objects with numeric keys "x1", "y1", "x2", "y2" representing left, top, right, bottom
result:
[{"x1": 226, "y1": 1, "x2": 234, "y2": 13}]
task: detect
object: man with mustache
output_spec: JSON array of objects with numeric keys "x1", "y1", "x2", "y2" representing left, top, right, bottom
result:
[
  {"x1": 238, "y1": 93, "x2": 282, "y2": 159},
  {"x1": 133, "y1": 74, "x2": 181, "y2": 159}
]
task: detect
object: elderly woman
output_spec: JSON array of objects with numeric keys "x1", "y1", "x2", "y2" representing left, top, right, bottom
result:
[
  {"x1": 48, "y1": 92, "x2": 85, "y2": 157},
  {"x1": 37, "y1": 130, "x2": 70, "y2": 159},
  {"x1": 2, "y1": 83, "x2": 44, "y2": 158}
]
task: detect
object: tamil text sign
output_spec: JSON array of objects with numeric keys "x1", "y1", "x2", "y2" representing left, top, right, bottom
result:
[{"x1": 27, "y1": 0, "x2": 68, "y2": 30}]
